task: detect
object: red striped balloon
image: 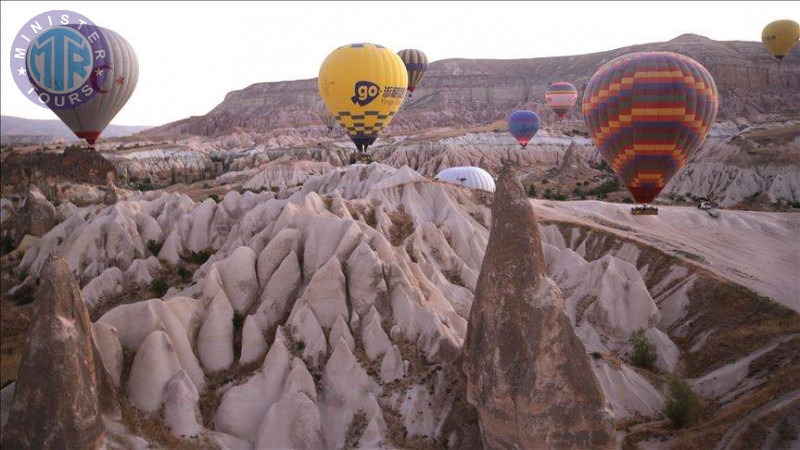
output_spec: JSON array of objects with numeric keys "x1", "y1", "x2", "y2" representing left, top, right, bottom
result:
[
  {"x1": 545, "y1": 81, "x2": 578, "y2": 119},
  {"x1": 582, "y1": 52, "x2": 718, "y2": 204}
]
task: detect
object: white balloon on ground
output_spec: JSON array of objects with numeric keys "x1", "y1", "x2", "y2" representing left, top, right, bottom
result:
[{"x1": 435, "y1": 166, "x2": 496, "y2": 192}]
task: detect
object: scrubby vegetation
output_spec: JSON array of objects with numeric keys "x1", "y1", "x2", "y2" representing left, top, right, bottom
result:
[
  {"x1": 630, "y1": 329, "x2": 657, "y2": 369},
  {"x1": 147, "y1": 239, "x2": 163, "y2": 256},
  {"x1": 183, "y1": 248, "x2": 214, "y2": 265},
  {"x1": 150, "y1": 278, "x2": 169, "y2": 297},
  {"x1": 663, "y1": 375, "x2": 700, "y2": 427}
]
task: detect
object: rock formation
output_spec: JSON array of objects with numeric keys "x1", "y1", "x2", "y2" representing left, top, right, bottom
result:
[
  {"x1": 1, "y1": 253, "x2": 118, "y2": 450},
  {"x1": 557, "y1": 141, "x2": 593, "y2": 182},
  {"x1": 464, "y1": 164, "x2": 614, "y2": 448}
]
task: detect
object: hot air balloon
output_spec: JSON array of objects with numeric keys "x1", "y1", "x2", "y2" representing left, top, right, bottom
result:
[
  {"x1": 397, "y1": 49, "x2": 428, "y2": 97},
  {"x1": 545, "y1": 82, "x2": 578, "y2": 119},
  {"x1": 507, "y1": 110, "x2": 540, "y2": 148},
  {"x1": 29, "y1": 26, "x2": 138, "y2": 146},
  {"x1": 435, "y1": 166, "x2": 496, "y2": 192},
  {"x1": 582, "y1": 52, "x2": 718, "y2": 209},
  {"x1": 318, "y1": 43, "x2": 407, "y2": 159},
  {"x1": 762, "y1": 20, "x2": 800, "y2": 60}
]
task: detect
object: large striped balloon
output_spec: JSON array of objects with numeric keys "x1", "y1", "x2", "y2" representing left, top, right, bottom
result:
[
  {"x1": 582, "y1": 52, "x2": 718, "y2": 204},
  {"x1": 545, "y1": 81, "x2": 578, "y2": 119},
  {"x1": 397, "y1": 49, "x2": 428, "y2": 96},
  {"x1": 508, "y1": 110, "x2": 540, "y2": 148}
]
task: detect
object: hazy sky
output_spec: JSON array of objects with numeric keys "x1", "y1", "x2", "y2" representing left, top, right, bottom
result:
[{"x1": 1, "y1": 1, "x2": 788, "y2": 126}]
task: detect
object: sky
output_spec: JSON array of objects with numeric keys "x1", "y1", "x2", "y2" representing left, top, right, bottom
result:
[{"x1": 0, "y1": 1, "x2": 789, "y2": 127}]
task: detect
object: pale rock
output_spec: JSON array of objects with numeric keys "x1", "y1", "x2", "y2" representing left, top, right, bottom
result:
[
  {"x1": 163, "y1": 371, "x2": 203, "y2": 438},
  {"x1": 81, "y1": 266, "x2": 124, "y2": 307},
  {"x1": 256, "y1": 228, "x2": 301, "y2": 287},
  {"x1": 328, "y1": 315, "x2": 355, "y2": 353},
  {"x1": 380, "y1": 345, "x2": 405, "y2": 383},
  {"x1": 127, "y1": 330, "x2": 183, "y2": 413},
  {"x1": 253, "y1": 250, "x2": 301, "y2": 333},
  {"x1": 198, "y1": 291, "x2": 235, "y2": 372},
  {"x1": 288, "y1": 304, "x2": 327, "y2": 366},
  {"x1": 300, "y1": 256, "x2": 348, "y2": 329},
  {"x1": 92, "y1": 322, "x2": 124, "y2": 386},
  {"x1": 347, "y1": 241, "x2": 388, "y2": 317},
  {"x1": 215, "y1": 246, "x2": 258, "y2": 312},
  {"x1": 361, "y1": 306, "x2": 391, "y2": 361},
  {"x1": 320, "y1": 339, "x2": 384, "y2": 449},
  {"x1": 214, "y1": 335, "x2": 292, "y2": 441},
  {"x1": 240, "y1": 315, "x2": 267, "y2": 365},
  {"x1": 165, "y1": 296, "x2": 205, "y2": 346},
  {"x1": 99, "y1": 299, "x2": 206, "y2": 391},
  {"x1": 645, "y1": 327, "x2": 681, "y2": 373},
  {"x1": 254, "y1": 391, "x2": 326, "y2": 450}
]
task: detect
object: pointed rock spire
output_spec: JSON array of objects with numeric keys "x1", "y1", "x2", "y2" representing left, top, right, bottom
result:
[
  {"x1": 464, "y1": 163, "x2": 614, "y2": 448},
  {"x1": 2, "y1": 253, "x2": 118, "y2": 450}
]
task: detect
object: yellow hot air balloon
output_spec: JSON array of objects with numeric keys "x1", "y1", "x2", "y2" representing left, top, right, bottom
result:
[
  {"x1": 318, "y1": 43, "x2": 407, "y2": 156},
  {"x1": 762, "y1": 20, "x2": 800, "y2": 60}
]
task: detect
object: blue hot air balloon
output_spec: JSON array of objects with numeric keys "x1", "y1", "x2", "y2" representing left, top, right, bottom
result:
[{"x1": 508, "y1": 110, "x2": 540, "y2": 148}]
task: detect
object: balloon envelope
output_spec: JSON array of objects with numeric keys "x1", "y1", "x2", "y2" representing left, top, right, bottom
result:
[
  {"x1": 318, "y1": 43, "x2": 407, "y2": 152},
  {"x1": 507, "y1": 110, "x2": 540, "y2": 148},
  {"x1": 582, "y1": 52, "x2": 718, "y2": 204},
  {"x1": 36, "y1": 27, "x2": 138, "y2": 145},
  {"x1": 545, "y1": 82, "x2": 578, "y2": 119},
  {"x1": 435, "y1": 166, "x2": 496, "y2": 192},
  {"x1": 397, "y1": 49, "x2": 428, "y2": 95},
  {"x1": 762, "y1": 20, "x2": 800, "y2": 60}
]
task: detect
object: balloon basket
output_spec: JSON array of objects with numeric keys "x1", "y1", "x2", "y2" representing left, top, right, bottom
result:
[{"x1": 631, "y1": 205, "x2": 658, "y2": 216}]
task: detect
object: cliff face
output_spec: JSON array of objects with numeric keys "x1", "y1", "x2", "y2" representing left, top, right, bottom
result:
[
  {"x1": 464, "y1": 165, "x2": 614, "y2": 448},
  {"x1": 144, "y1": 34, "x2": 800, "y2": 139}
]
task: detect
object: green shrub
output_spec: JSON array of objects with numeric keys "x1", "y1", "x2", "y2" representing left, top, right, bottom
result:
[
  {"x1": 183, "y1": 248, "x2": 214, "y2": 264},
  {"x1": 527, "y1": 184, "x2": 537, "y2": 198},
  {"x1": 630, "y1": 329, "x2": 658, "y2": 369},
  {"x1": 147, "y1": 239, "x2": 163, "y2": 256},
  {"x1": 151, "y1": 278, "x2": 169, "y2": 297},
  {"x1": 232, "y1": 311, "x2": 245, "y2": 330},
  {"x1": 541, "y1": 179, "x2": 549, "y2": 185},
  {"x1": 208, "y1": 194, "x2": 220, "y2": 203},
  {"x1": 572, "y1": 187, "x2": 584, "y2": 197},
  {"x1": 663, "y1": 375, "x2": 700, "y2": 427},
  {"x1": 177, "y1": 266, "x2": 192, "y2": 282},
  {"x1": 294, "y1": 340, "x2": 306, "y2": 352},
  {"x1": 622, "y1": 197, "x2": 633, "y2": 204}
]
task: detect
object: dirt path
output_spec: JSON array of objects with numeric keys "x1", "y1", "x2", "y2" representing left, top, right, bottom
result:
[{"x1": 712, "y1": 389, "x2": 800, "y2": 450}]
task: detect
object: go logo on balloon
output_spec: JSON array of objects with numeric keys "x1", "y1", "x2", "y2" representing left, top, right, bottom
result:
[
  {"x1": 9, "y1": 10, "x2": 109, "y2": 110},
  {"x1": 351, "y1": 81, "x2": 380, "y2": 106}
]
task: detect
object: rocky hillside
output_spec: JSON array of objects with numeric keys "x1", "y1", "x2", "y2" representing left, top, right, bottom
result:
[
  {"x1": 144, "y1": 34, "x2": 800, "y2": 139},
  {"x1": 1, "y1": 116, "x2": 150, "y2": 145},
  {"x1": 1, "y1": 163, "x2": 797, "y2": 448}
]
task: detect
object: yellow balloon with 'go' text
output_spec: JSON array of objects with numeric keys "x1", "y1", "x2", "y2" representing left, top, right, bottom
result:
[{"x1": 318, "y1": 43, "x2": 407, "y2": 152}]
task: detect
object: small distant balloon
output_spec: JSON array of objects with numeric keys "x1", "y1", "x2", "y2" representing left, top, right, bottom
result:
[
  {"x1": 397, "y1": 49, "x2": 428, "y2": 97},
  {"x1": 761, "y1": 20, "x2": 800, "y2": 60},
  {"x1": 507, "y1": 110, "x2": 540, "y2": 148},
  {"x1": 545, "y1": 82, "x2": 578, "y2": 119}
]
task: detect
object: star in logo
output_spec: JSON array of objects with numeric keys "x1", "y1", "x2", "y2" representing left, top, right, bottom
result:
[
  {"x1": 115, "y1": 76, "x2": 125, "y2": 86},
  {"x1": 95, "y1": 67, "x2": 105, "y2": 77},
  {"x1": 17, "y1": 67, "x2": 26, "y2": 76}
]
